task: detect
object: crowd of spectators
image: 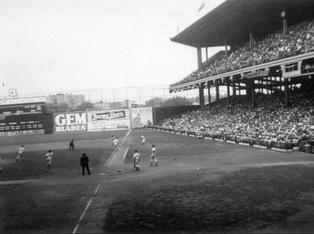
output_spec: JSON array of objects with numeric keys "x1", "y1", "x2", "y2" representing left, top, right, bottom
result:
[
  {"x1": 161, "y1": 90, "x2": 314, "y2": 149},
  {"x1": 173, "y1": 20, "x2": 314, "y2": 86}
]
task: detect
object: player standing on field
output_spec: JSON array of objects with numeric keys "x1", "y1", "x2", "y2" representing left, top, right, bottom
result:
[
  {"x1": 140, "y1": 134, "x2": 145, "y2": 145},
  {"x1": 69, "y1": 139, "x2": 75, "y2": 151},
  {"x1": 113, "y1": 137, "x2": 119, "y2": 150},
  {"x1": 133, "y1": 150, "x2": 141, "y2": 171},
  {"x1": 150, "y1": 144, "x2": 158, "y2": 167},
  {"x1": 45, "y1": 150, "x2": 54, "y2": 169},
  {"x1": 80, "y1": 153, "x2": 91, "y2": 175},
  {"x1": 16, "y1": 145, "x2": 25, "y2": 162}
]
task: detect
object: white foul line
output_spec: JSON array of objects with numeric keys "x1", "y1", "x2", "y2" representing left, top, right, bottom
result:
[
  {"x1": 72, "y1": 198, "x2": 93, "y2": 234},
  {"x1": 73, "y1": 130, "x2": 131, "y2": 233},
  {"x1": 94, "y1": 184, "x2": 100, "y2": 195},
  {"x1": 106, "y1": 129, "x2": 131, "y2": 167},
  {"x1": 123, "y1": 146, "x2": 130, "y2": 159},
  {"x1": 72, "y1": 181, "x2": 103, "y2": 233},
  {"x1": 72, "y1": 182, "x2": 101, "y2": 233}
]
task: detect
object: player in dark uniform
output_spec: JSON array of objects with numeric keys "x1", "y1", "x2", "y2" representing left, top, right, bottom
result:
[
  {"x1": 69, "y1": 139, "x2": 75, "y2": 151},
  {"x1": 80, "y1": 153, "x2": 90, "y2": 175}
]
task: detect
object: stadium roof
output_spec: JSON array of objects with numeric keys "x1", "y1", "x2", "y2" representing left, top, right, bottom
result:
[{"x1": 171, "y1": 0, "x2": 314, "y2": 48}]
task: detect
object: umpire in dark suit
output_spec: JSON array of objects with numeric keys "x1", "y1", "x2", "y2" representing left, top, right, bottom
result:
[{"x1": 80, "y1": 153, "x2": 91, "y2": 175}]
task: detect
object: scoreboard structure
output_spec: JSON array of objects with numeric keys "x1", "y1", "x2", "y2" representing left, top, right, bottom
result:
[{"x1": 0, "y1": 97, "x2": 53, "y2": 136}]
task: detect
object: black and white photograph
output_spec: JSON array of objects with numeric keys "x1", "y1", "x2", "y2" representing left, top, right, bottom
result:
[{"x1": 1, "y1": 0, "x2": 314, "y2": 233}]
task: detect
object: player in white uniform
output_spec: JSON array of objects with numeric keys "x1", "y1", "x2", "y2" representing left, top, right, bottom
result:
[
  {"x1": 140, "y1": 135, "x2": 145, "y2": 145},
  {"x1": 133, "y1": 150, "x2": 141, "y2": 171},
  {"x1": 150, "y1": 145, "x2": 158, "y2": 167},
  {"x1": 45, "y1": 150, "x2": 54, "y2": 169},
  {"x1": 113, "y1": 137, "x2": 120, "y2": 150},
  {"x1": 16, "y1": 145, "x2": 25, "y2": 162}
]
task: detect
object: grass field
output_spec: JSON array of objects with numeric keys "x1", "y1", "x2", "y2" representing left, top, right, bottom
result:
[{"x1": 1, "y1": 129, "x2": 314, "y2": 233}]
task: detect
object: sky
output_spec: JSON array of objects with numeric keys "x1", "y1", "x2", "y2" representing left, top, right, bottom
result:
[{"x1": 0, "y1": 0, "x2": 225, "y2": 98}]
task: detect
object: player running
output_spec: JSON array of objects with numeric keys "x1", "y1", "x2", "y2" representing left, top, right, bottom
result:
[
  {"x1": 133, "y1": 150, "x2": 141, "y2": 171},
  {"x1": 140, "y1": 134, "x2": 145, "y2": 145},
  {"x1": 45, "y1": 150, "x2": 54, "y2": 169},
  {"x1": 150, "y1": 144, "x2": 158, "y2": 167},
  {"x1": 16, "y1": 145, "x2": 25, "y2": 162},
  {"x1": 113, "y1": 137, "x2": 120, "y2": 150}
]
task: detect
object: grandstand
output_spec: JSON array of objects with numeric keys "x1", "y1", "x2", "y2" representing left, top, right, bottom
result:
[{"x1": 165, "y1": 0, "x2": 314, "y2": 151}]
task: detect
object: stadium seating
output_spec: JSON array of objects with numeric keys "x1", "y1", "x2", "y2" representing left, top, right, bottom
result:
[
  {"x1": 174, "y1": 20, "x2": 314, "y2": 85},
  {"x1": 161, "y1": 88, "x2": 314, "y2": 150}
]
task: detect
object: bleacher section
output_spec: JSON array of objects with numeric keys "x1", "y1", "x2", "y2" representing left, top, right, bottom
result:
[
  {"x1": 173, "y1": 20, "x2": 314, "y2": 86},
  {"x1": 160, "y1": 86, "x2": 314, "y2": 151}
]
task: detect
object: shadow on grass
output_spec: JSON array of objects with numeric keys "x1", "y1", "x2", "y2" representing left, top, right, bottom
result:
[{"x1": 104, "y1": 165, "x2": 314, "y2": 233}]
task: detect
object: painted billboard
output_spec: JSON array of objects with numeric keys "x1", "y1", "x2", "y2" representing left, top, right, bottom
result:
[
  {"x1": 87, "y1": 109, "x2": 130, "y2": 131},
  {"x1": 54, "y1": 112, "x2": 87, "y2": 132},
  {"x1": 131, "y1": 107, "x2": 153, "y2": 128}
]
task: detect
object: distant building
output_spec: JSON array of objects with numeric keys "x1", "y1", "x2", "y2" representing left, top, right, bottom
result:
[
  {"x1": 94, "y1": 101, "x2": 110, "y2": 110},
  {"x1": 46, "y1": 93, "x2": 85, "y2": 107}
]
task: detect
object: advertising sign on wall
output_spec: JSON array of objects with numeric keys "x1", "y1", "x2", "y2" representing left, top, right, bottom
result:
[
  {"x1": 0, "y1": 113, "x2": 53, "y2": 136},
  {"x1": 54, "y1": 112, "x2": 87, "y2": 132},
  {"x1": 87, "y1": 109, "x2": 130, "y2": 131},
  {"x1": 131, "y1": 107, "x2": 153, "y2": 128}
]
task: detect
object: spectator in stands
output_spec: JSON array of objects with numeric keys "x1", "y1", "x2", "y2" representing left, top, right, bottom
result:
[{"x1": 161, "y1": 89, "x2": 314, "y2": 149}]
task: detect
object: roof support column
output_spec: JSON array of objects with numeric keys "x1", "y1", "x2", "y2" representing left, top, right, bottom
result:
[
  {"x1": 246, "y1": 79, "x2": 251, "y2": 102},
  {"x1": 281, "y1": 11, "x2": 288, "y2": 35},
  {"x1": 232, "y1": 76, "x2": 236, "y2": 104},
  {"x1": 207, "y1": 81, "x2": 211, "y2": 105},
  {"x1": 215, "y1": 80, "x2": 220, "y2": 101},
  {"x1": 197, "y1": 47, "x2": 202, "y2": 69},
  {"x1": 249, "y1": 24, "x2": 254, "y2": 50},
  {"x1": 284, "y1": 78, "x2": 290, "y2": 107},
  {"x1": 199, "y1": 84, "x2": 205, "y2": 107},
  {"x1": 226, "y1": 78, "x2": 230, "y2": 105},
  {"x1": 205, "y1": 47, "x2": 208, "y2": 61},
  {"x1": 225, "y1": 44, "x2": 228, "y2": 57},
  {"x1": 251, "y1": 79, "x2": 256, "y2": 107}
]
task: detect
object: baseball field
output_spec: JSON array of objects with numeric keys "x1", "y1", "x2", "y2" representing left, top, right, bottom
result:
[{"x1": 1, "y1": 129, "x2": 314, "y2": 233}]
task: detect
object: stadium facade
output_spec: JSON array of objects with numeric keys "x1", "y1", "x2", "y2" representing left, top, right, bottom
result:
[{"x1": 169, "y1": 0, "x2": 314, "y2": 107}]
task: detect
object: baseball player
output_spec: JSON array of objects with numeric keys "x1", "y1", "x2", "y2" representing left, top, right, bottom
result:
[
  {"x1": 69, "y1": 139, "x2": 75, "y2": 151},
  {"x1": 140, "y1": 134, "x2": 145, "y2": 145},
  {"x1": 80, "y1": 153, "x2": 91, "y2": 175},
  {"x1": 133, "y1": 150, "x2": 141, "y2": 171},
  {"x1": 16, "y1": 145, "x2": 25, "y2": 162},
  {"x1": 45, "y1": 150, "x2": 54, "y2": 169},
  {"x1": 113, "y1": 137, "x2": 120, "y2": 150},
  {"x1": 150, "y1": 144, "x2": 158, "y2": 167}
]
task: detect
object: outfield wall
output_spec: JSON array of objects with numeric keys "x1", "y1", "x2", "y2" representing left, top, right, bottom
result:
[
  {"x1": 87, "y1": 109, "x2": 130, "y2": 131},
  {"x1": 0, "y1": 104, "x2": 208, "y2": 136},
  {"x1": 54, "y1": 112, "x2": 88, "y2": 133},
  {"x1": 0, "y1": 104, "x2": 205, "y2": 136}
]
